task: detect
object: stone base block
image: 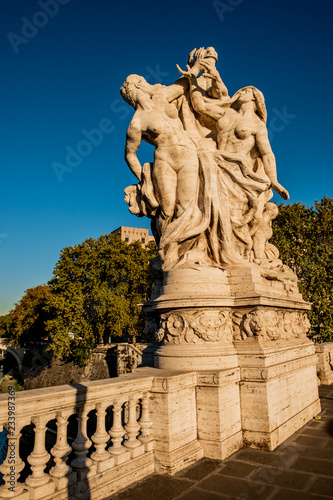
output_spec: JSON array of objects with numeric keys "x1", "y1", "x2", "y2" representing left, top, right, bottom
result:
[
  {"x1": 128, "y1": 444, "x2": 145, "y2": 459},
  {"x1": 243, "y1": 398, "x2": 321, "y2": 450},
  {"x1": 75, "y1": 462, "x2": 97, "y2": 482},
  {"x1": 196, "y1": 368, "x2": 243, "y2": 459},
  {"x1": 25, "y1": 480, "x2": 55, "y2": 500},
  {"x1": 154, "y1": 439, "x2": 203, "y2": 475},
  {"x1": 52, "y1": 471, "x2": 77, "y2": 491},
  {"x1": 96, "y1": 456, "x2": 115, "y2": 473},
  {"x1": 141, "y1": 440, "x2": 154, "y2": 452},
  {"x1": 200, "y1": 431, "x2": 243, "y2": 460},
  {"x1": 111, "y1": 450, "x2": 131, "y2": 466},
  {"x1": 235, "y1": 338, "x2": 321, "y2": 450},
  {"x1": 0, "y1": 489, "x2": 30, "y2": 500}
]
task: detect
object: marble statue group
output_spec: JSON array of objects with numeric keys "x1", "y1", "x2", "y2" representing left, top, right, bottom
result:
[
  {"x1": 117, "y1": 48, "x2": 320, "y2": 461},
  {"x1": 121, "y1": 47, "x2": 292, "y2": 284}
]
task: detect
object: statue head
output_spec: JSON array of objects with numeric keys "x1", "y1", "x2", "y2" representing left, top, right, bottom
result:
[
  {"x1": 120, "y1": 74, "x2": 151, "y2": 108},
  {"x1": 232, "y1": 86, "x2": 267, "y2": 123}
]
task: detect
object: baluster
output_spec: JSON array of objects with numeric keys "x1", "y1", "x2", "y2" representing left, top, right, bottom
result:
[
  {"x1": 49, "y1": 412, "x2": 72, "y2": 488},
  {"x1": 108, "y1": 401, "x2": 130, "y2": 464},
  {"x1": 138, "y1": 393, "x2": 153, "y2": 451},
  {"x1": 124, "y1": 397, "x2": 144, "y2": 457},
  {"x1": 25, "y1": 416, "x2": 55, "y2": 497},
  {"x1": 71, "y1": 407, "x2": 92, "y2": 470},
  {"x1": 91, "y1": 403, "x2": 111, "y2": 463},
  {"x1": 0, "y1": 425, "x2": 27, "y2": 499}
]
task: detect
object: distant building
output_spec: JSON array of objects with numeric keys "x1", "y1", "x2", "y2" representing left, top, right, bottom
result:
[{"x1": 111, "y1": 226, "x2": 155, "y2": 246}]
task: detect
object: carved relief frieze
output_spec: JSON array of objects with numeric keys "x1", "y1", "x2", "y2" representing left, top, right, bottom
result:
[
  {"x1": 232, "y1": 308, "x2": 311, "y2": 341},
  {"x1": 155, "y1": 309, "x2": 234, "y2": 345}
]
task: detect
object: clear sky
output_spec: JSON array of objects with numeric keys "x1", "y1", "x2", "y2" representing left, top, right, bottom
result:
[{"x1": 1, "y1": 0, "x2": 332, "y2": 314}]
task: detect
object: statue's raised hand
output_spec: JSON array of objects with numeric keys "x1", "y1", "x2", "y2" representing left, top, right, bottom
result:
[
  {"x1": 176, "y1": 63, "x2": 195, "y2": 79},
  {"x1": 272, "y1": 182, "x2": 289, "y2": 200},
  {"x1": 187, "y1": 48, "x2": 197, "y2": 68},
  {"x1": 199, "y1": 60, "x2": 220, "y2": 81},
  {"x1": 177, "y1": 47, "x2": 205, "y2": 78}
]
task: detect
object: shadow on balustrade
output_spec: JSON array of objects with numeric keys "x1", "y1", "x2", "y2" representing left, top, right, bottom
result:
[{"x1": 68, "y1": 383, "x2": 95, "y2": 500}]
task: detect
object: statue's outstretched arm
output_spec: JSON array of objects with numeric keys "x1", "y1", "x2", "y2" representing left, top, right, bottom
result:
[
  {"x1": 256, "y1": 128, "x2": 289, "y2": 200},
  {"x1": 125, "y1": 120, "x2": 144, "y2": 182},
  {"x1": 162, "y1": 77, "x2": 189, "y2": 103},
  {"x1": 163, "y1": 49, "x2": 207, "y2": 103}
]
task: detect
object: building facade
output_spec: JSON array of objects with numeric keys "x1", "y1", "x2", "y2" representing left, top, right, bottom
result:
[{"x1": 111, "y1": 226, "x2": 155, "y2": 246}]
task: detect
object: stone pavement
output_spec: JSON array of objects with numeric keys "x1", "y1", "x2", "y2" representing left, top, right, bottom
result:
[{"x1": 109, "y1": 385, "x2": 333, "y2": 500}]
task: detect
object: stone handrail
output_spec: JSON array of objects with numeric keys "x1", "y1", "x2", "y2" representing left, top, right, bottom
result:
[{"x1": 0, "y1": 374, "x2": 155, "y2": 499}]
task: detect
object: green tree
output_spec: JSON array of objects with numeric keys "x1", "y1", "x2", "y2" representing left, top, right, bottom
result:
[
  {"x1": 45, "y1": 235, "x2": 156, "y2": 363},
  {"x1": 0, "y1": 313, "x2": 12, "y2": 338},
  {"x1": 271, "y1": 196, "x2": 333, "y2": 343},
  {"x1": 8, "y1": 284, "x2": 51, "y2": 346}
]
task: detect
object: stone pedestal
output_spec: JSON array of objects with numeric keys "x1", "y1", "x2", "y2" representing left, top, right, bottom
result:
[
  {"x1": 235, "y1": 338, "x2": 321, "y2": 450},
  {"x1": 196, "y1": 369, "x2": 243, "y2": 459},
  {"x1": 147, "y1": 268, "x2": 236, "y2": 371},
  {"x1": 145, "y1": 264, "x2": 320, "y2": 457},
  {"x1": 149, "y1": 371, "x2": 203, "y2": 474},
  {"x1": 146, "y1": 266, "x2": 312, "y2": 369}
]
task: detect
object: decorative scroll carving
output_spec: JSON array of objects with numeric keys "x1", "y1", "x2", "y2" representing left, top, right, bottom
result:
[{"x1": 155, "y1": 309, "x2": 234, "y2": 344}]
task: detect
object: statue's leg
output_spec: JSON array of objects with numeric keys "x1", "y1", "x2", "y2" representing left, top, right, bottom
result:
[
  {"x1": 174, "y1": 159, "x2": 199, "y2": 218},
  {"x1": 152, "y1": 159, "x2": 177, "y2": 233}
]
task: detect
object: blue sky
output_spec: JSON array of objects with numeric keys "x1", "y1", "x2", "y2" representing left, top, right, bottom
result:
[{"x1": 1, "y1": 0, "x2": 332, "y2": 314}]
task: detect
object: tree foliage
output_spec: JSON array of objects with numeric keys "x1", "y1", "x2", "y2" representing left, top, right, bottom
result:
[
  {"x1": 271, "y1": 196, "x2": 333, "y2": 343},
  {"x1": 44, "y1": 235, "x2": 156, "y2": 362},
  {"x1": 0, "y1": 313, "x2": 12, "y2": 338},
  {"x1": 5, "y1": 285, "x2": 51, "y2": 346}
]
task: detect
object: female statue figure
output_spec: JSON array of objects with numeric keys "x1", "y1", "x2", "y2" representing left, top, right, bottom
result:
[{"x1": 180, "y1": 65, "x2": 289, "y2": 264}]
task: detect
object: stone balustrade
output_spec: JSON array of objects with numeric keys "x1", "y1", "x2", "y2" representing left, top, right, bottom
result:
[
  {"x1": 0, "y1": 373, "x2": 155, "y2": 500},
  {"x1": 0, "y1": 339, "x2": 322, "y2": 500},
  {"x1": 316, "y1": 341, "x2": 333, "y2": 384}
]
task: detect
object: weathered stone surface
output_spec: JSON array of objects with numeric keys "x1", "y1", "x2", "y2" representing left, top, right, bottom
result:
[
  {"x1": 196, "y1": 368, "x2": 242, "y2": 459},
  {"x1": 235, "y1": 338, "x2": 320, "y2": 449},
  {"x1": 149, "y1": 371, "x2": 203, "y2": 473}
]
